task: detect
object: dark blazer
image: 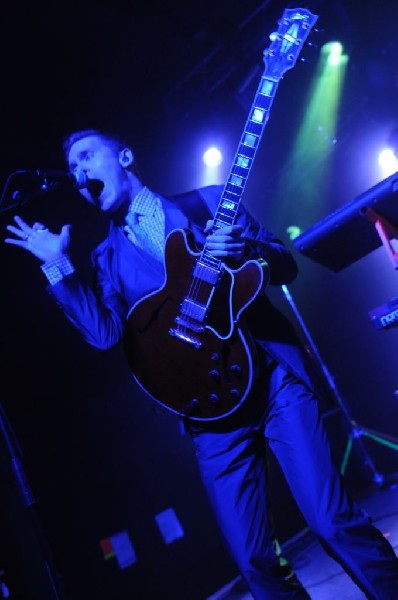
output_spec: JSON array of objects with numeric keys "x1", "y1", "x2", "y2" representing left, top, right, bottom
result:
[{"x1": 49, "y1": 185, "x2": 319, "y2": 391}]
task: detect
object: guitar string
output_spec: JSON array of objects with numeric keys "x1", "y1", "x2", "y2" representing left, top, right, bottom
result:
[
  {"x1": 175, "y1": 64, "x2": 292, "y2": 334},
  {"x1": 177, "y1": 181, "x2": 238, "y2": 337},
  {"x1": 177, "y1": 69, "x2": 270, "y2": 336}
]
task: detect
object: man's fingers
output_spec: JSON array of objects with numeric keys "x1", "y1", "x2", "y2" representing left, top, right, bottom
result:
[
  {"x1": 4, "y1": 237, "x2": 26, "y2": 247},
  {"x1": 6, "y1": 224, "x2": 29, "y2": 239}
]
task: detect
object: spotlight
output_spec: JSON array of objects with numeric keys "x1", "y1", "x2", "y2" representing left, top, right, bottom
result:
[
  {"x1": 203, "y1": 147, "x2": 223, "y2": 168},
  {"x1": 378, "y1": 148, "x2": 398, "y2": 178},
  {"x1": 321, "y1": 41, "x2": 346, "y2": 67},
  {"x1": 286, "y1": 226, "x2": 302, "y2": 240}
]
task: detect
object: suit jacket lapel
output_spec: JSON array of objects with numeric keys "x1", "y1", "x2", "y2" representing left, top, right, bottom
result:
[{"x1": 161, "y1": 196, "x2": 189, "y2": 236}]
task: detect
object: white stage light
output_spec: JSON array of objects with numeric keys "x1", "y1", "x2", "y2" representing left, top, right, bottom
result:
[
  {"x1": 203, "y1": 147, "x2": 223, "y2": 167},
  {"x1": 378, "y1": 148, "x2": 398, "y2": 178}
]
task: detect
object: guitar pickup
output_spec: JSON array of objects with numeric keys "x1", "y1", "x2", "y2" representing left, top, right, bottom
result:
[
  {"x1": 193, "y1": 262, "x2": 220, "y2": 285},
  {"x1": 180, "y1": 298, "x2": 207, "y2": 323},
  {"x1": 174, "y1": 316, "x2": 205, "y2": 333}
]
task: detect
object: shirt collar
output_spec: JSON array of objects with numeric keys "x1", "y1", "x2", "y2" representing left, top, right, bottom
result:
[{"x1": 128, "y1": 186, "x2": 160, "y2": 217}]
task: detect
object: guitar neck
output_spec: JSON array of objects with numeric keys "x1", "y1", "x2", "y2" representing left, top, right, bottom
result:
[
  {"x1": 215, "y1": 75, "x2": 280, "y2": 228},
  {"x1": 201, "y1": 75, "x2": 280, "y2": 267},
  {"x1": 200, "y1": 7, "x2": 318, "y2": 268}
]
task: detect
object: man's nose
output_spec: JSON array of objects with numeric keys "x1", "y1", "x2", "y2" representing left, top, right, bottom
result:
[{"x1": 74, "y1": 169, "x2": 88, "y2": 188}]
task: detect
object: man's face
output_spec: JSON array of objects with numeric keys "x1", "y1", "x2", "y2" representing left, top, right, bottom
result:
[{"x1": 68, "y1": 135, "x2": 132, "y2": 213}]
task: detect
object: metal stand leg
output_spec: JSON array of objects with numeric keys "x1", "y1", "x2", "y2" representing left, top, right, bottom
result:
[
  {"x1": 0, "y1": 402, "x2": 68, "y2": 599},
  {"x1": 340, "y1": 422, "x2": 398, "y2": 480},
  {"x1": 281, "y1": 285, "x2": 398, "y2": 485}
]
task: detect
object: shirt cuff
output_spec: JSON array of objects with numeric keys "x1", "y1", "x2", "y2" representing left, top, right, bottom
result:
[{"x1": 40, "y1": 255, "x2": 75, "y2": 285}]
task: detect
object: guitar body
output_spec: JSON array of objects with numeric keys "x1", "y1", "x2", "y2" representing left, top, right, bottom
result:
[{"x1": 124, "y1": 229, "x2": 269, "y2": 421}]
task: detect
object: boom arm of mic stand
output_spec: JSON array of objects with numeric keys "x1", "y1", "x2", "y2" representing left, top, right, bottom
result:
[{"x1": 0, "y1": 171, "x2": 42, "y2": 213}]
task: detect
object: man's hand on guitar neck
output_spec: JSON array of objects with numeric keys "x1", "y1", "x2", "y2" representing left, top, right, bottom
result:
[{"x1": 205, "y1": 220, "x2": 247, "y2": 261}]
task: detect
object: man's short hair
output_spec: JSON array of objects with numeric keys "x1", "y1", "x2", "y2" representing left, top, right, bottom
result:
[{"x1": 63, "y1": 129, "x2": 140, "y2": 177}]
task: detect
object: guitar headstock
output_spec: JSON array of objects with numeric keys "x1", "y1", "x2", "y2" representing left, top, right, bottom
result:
[{"x1": 264, "y1": 8, "x2": 318, "y2": 79}]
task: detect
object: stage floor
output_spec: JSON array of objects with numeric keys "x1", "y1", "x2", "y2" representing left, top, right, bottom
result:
[{"x1": 208, "y1": 483, "x2": 398, "y2": 599}]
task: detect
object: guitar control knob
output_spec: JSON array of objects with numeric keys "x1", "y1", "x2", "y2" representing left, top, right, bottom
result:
[
  {"x1": 208, "y1": 369, "x2": 220, "y2": 381},
  {"x1": 230, "y1": 364, "x2": 242, "y2": 376},
  {"x1": 209, "y1": 394, "x2": 220, "y2": 405},
  {"x1": 181, "y1": 398, "x2": 199, "y2": 416},
  {"x1": 211, "y1": 353, "x2": 220, "y2": 361},
  {"x1": 230, "y1": 389, "x2": 240, "y2": 400}
]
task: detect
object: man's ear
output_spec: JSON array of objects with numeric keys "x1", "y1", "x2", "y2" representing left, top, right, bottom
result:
[{"x1": 119, "y1": 148, "x2": 134, "y2": 167}]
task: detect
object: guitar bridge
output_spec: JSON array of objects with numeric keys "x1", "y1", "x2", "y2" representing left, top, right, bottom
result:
[
  {"x1": 169, "y1": 328, "x2": 202, "y2": 349},
  {"x1": 174, "y1": 316, "x2": 205, "y2": 333}
]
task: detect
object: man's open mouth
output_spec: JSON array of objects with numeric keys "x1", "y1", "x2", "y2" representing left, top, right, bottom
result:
[{"x1": 86, "y1": 178, "x2": 104, "y2": 201}]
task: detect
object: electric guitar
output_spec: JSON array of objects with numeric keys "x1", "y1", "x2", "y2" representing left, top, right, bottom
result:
[{"x1": 124, "y1": 8, "x2": 318, "y2": 421}]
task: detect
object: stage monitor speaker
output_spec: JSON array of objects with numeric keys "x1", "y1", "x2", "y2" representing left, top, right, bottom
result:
[{"x1": 293, "y1": 171, "x2": 398, "y2": 271}]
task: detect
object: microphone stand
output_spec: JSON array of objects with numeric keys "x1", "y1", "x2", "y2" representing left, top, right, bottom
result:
[
  {"x1": 280, "y1": 285, "x2": 398, "y2": 487},
  {"x1": 0, "y1": 168, "x2": 84, "y2": 213},
  {"x1": 0, "y1": 171, "x2": 39, "y2": 213},
  {"x1": 0, "y1": 169, "x2": 87, "y2": 213},
  {"x1": 0, "y1": 402, "x2": 68, "y2": 599}
]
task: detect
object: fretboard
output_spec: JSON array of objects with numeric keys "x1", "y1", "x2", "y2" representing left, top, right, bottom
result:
[
  {"x1": 201, "y1": 75, "x2": 280, "y2": 268},
  {"x1": 199, "y1": 6, "x2": 319, "y2": 270}
]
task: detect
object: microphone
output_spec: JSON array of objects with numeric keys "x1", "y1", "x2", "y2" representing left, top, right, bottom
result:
[
  {"x1": 0, "y1": 169, "x2": 89, "y2": 211},
  {"x1": 13, "y1": 169, "x2": 88, "y2": 192}
]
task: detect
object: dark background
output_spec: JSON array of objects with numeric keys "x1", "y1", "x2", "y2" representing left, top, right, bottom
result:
[{"x1": 1, "y1": 1, "x2": 398, "y2": 598}]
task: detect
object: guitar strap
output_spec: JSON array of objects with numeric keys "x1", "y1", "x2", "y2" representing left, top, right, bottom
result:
[{"x1": 169, "y1": 189, "x2": 213, "y2": 231}]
